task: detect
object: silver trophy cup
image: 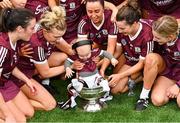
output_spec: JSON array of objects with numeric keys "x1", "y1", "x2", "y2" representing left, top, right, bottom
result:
[{"x1": 79, "y1": 86, "x2": 107, "y2": 112}]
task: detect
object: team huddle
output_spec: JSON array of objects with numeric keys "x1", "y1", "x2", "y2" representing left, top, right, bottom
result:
[{"x1": 0, "y1": 0, "x2": 179, "y2": 122}]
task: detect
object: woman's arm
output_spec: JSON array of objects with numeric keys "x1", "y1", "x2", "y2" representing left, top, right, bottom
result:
[
  {"x1": 104, "y1": 1, "x2": 118, "y2": 22},
  {"x1": 55, "y1": 38, "x2": 74, "y2": 56},
  {"x1": 109, "y1": 59, "x2": 144, "y2": 85},
  {"x1": 12, "y1": 67, "x2": 36, "y2": 92},
  {"x1": 34, "y1": 61, "x2": 65, "y2": 79},
  {"x1": 116, "y1": 0, "x2": 128, "y2": 9},
  {"x1": 48, "y1": 0, "x2": 58, "y2": 9},
  {"x1": 117, "y1": 59, "x2": 144, "y2": 79},
  {"x1": 100, "y1": 37, "x2": 117, "y2": 77}
]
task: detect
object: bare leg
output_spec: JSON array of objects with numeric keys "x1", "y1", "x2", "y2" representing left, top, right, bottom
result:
[
  {"x1": 21, "y1": 79, "x2": 56, "y2": 111},
  {"x1": 0, "y1": 94, "x2": 15, "y2": 123},
  {"x1": 111, "y1": 65, "x2": 130, "y2": 94},
  {"x1": 11, "y1": 91, "x2": 34, "y2": 118},
  {"x1": 113, "y1": 54, "x2": 126, "y2": 74},
  {"x1": 6, "y1": 90, "x2": 34, "y2": 123},
  {"x1": 143, "y1": 53, "x2": 166, "y2": 90},
  {"x1": 48, "y1": 52, "x2": 67, "y2": 67},
  {"x1": 135, "y1": 53, "x2": 166, "y2": 111},
  {"x1": 176, "y1": 93, "x2": 180, "y2": 108},
  {"x1": 151, "y1": 76, "x2": 175, "y2": 106}
]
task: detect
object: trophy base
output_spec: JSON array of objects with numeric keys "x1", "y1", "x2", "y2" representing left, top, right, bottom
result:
[{"x1": 81, "y1": 100, "x2": 107, "y2": 112}]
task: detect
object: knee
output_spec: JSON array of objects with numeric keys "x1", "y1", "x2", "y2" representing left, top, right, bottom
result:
[
  {"x1": 176, "y1": 95, "x2": 180, "y2": 108},
  {"x1": 44, "y1": 98, "x2": 57, "y2": 111},
  {"x1": 16, "y1": 113, "x2": 26, "y2": 123},
  {"x1": 111, "y1": 87, "x2": 124, "y2": 94},
  {"x1": 25, "y1": 107, "x2": 34, "y2": 118},
  {"x1": 111, "y1": 88, "x2": 119, "y2": 94},
  {"x1": 151, "y1": 94, "x2": 166, "y2": 106},
  {"x1": 145, "y1": 54, "x2": 158, "y2": 69}
]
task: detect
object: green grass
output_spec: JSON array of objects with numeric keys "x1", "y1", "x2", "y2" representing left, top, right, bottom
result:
[{"x1": 29, "y1": 78, "x2": 180, "y2": 122}]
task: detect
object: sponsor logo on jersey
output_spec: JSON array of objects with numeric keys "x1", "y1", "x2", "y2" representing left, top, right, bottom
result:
[
  {"x1": 121, "y1": 39, "x2": 127, "y2": 46},
  {"x1": 135, "y1": 47, "x2": 141, "y2": 53},
  {"x1": 70, "y1": 2, "x2": 76, "y2": 9},
  {"x1": 102, "y1": 29, "x2": 108, "y2": 35},
  {"x1": 174, "y1": 51, "x2": 180, "y2": 57},
  {"x1": 35, "y1": 5, "x2": 49, "y2": 15}
]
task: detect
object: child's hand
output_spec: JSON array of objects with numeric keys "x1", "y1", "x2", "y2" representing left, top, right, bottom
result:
[
  {"x1": 111, "y1": 58, "x2": 118, "y2": 67},
  {"x1": 65, "y1": 67, "x2": 75, "y2": 78}
]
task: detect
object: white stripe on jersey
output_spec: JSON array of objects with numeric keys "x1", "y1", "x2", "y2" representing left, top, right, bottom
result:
[
  {"x1": 113, "y1": 23, "x2": 118, "y2": 34},
  {"x1": 30, "y1": 59, "x2": 47, "y2": 64},
  {"x1": 78, "y1": 34, "x2": 88, "y2": 38},
  {"x1": 108, "y1": 35, "x2": 117, "y2": 38},
  {"x1": 78, "y1": 20, "x2": 86, "y2": 34},
  {"x1": 0, "y1": 47, "x2": 8, "y2": 67},
  {"x1": 0, "y1": 68, "x2": 2, "y2": 77},
  {"x1": 147, "y1": 41, "x2": 154, "y2": 54},
  {"x1": 38, "y1": 47, "x2": 45, "y2": 61}
]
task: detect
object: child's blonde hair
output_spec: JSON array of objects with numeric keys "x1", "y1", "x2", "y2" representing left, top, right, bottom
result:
[
  {"x1": 40, "y1": 6, "x2": 66, "y2": 31},
  {"x1": 152, "y1": 15, "x2": 178, "y2": 37}
]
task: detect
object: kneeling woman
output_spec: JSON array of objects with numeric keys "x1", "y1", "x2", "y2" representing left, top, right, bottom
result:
[
  {"x1": 11, "y1": 6, "x2": 68, "y2": 111},
  {"x1": 0, "y1": 8, "x2": 36, "y2": 122},
  {"x1": 136, "y1": 15, "x2": 180, "y2": 111},
  {"x1": 109, "y1": 1, "x2": 154, "y2": 94}
]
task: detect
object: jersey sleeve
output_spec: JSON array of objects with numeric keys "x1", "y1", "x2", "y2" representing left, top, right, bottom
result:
[
  {"x1": 78, "y1": 18, "x2": 89, "y2": 38},
  {"x1": 108, "y1": 22, "x2": 118, "y2": 39},
  {"x1": 30, "y1": 46, "x2": 47, "y2": 64},
  {"x1": 140, "y1": 40, "x2": 154, "y2": 60},
  {"x1": 0, "y1": 46, "x2": 8, "y2": 75}
]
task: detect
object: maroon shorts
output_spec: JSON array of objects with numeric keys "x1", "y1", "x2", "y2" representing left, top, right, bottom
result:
[
  {"x1": 125, "y1": 60, "x2": 137, "y2": 66},
  {"x1": 161, "y1": 57, "x2": 180, "y2": 81},
  {"x1": 0, "y1": 80, "x2": 20, "y2": 102}
]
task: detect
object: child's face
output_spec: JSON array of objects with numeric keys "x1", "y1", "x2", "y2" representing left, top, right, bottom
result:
[{"x1": 76, "y1": 45, "x2": 91, "y2": 60}]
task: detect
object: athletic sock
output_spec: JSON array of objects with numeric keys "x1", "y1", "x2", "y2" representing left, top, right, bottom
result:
[
  {"x1": 140, "y1": 87, "x2": 150, "y2": 99},
  {"x1": 42, "y1": 78, "x2": 50, "y2": 85}
]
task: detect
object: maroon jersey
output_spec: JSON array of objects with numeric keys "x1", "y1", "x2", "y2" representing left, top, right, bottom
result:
[
  {"x1": 106, "y1": 0, "x2": 125, "y2": 6},
  {"x1": 15, "y1": 30, "x2": 47, "y2": 79},
  {"x1": 117, "y1": 21, "x2": 154, "y2": 66},
  {"x1": 59, "y1": 0, "x2": 86, "y2": 43},
  {"x1": 36, "y1": 30, "x2": 58, "y2": 58},
  {"x1": 68, "y1": 49, "x2": 101, "y2": 73},
  {"x1": 0, "y1": 33, "x2": 18, "y2": 84},
  {"x1": 78, "y1": 10, "x2": 118, "y2": 46},
  {"x1": 25, "y1": 0, "x2": 49, "y2": 21},
  {"x1": 160, "y1": 37, "x2": 180, "y2": 81},
  {"x1": 139, "y1": 0, "x2": 180, "y2": 20}
]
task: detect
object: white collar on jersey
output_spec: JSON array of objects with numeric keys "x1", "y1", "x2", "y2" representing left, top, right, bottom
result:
[
  {"x1": 91, "y1": 14, "x2": 105, "y2": 30},
  {"x1": 129, "y1": 22, "x2": 142, "y2": 41},
  {"x1": 9, "y1": 39, "x2": 17, "y2": 50},
  {"x1": 166, "y1": 36, "x2": 178, "y2": 46}
]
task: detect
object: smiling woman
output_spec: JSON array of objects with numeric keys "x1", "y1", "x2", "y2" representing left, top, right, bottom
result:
[
  {"x1": 138, "y1": 15, "x2": 180, "y2": 111},
  {"x1": 78, "y1": 0, "x2": 118, "y2": 77}
]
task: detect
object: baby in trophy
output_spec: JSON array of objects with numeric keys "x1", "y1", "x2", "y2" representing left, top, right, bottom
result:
[{"x1": 60, "y1": 39, "x2": 118, "y2": 109}]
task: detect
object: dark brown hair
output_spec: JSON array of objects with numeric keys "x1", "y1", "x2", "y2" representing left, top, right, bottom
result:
[
  {"x1": 116, "y1": 0, "x2": 141, "y2": 25},
  {"x1": 86, "y1": 0, "x2": 104, "y2": 8},
  {"x1": 0, "y1": 8, "x2": 35, "y2": 32}
]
